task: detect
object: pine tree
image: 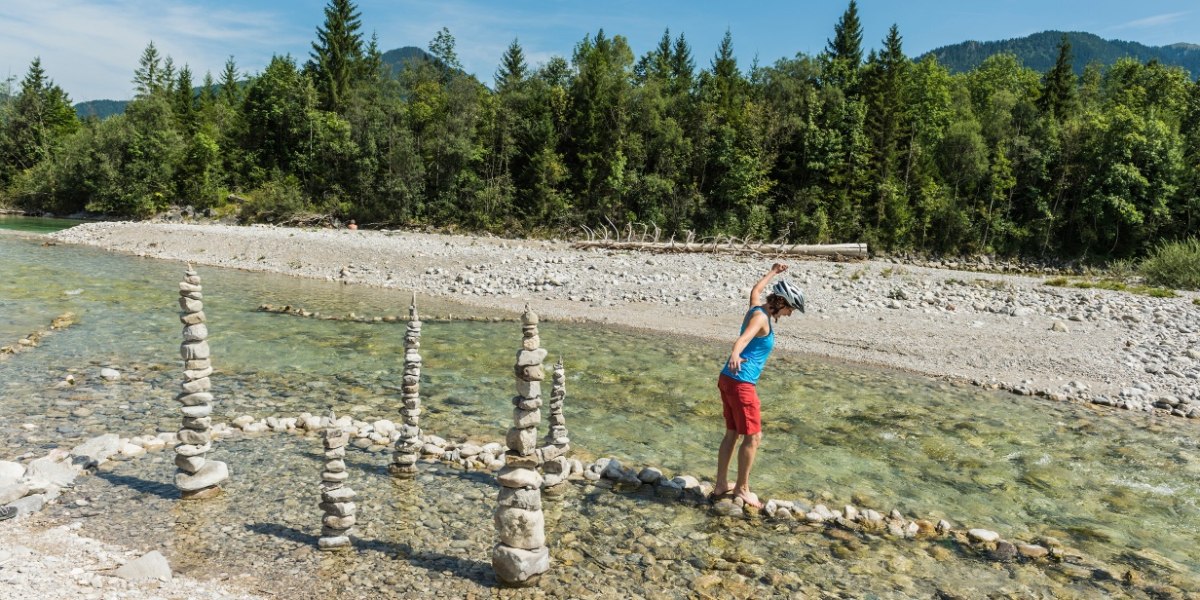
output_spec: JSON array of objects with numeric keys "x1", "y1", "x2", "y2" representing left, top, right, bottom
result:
[
  {"x1": 823, "y1": 0, "x2": 864, "y2": 91},
  {"x1": 220, "y1": 57, "x2": 241, "y2": 105},
  {"x1": 1039, "y1": 35, "x2": 1077, "y2": 120},
  {"x1": 175, "y1": 65, "x2": 197, "y2": 131},
  {"x1": 307, "y1": 0, "x2": 365, "y2": 112},
  {"x1": 132, "y1": 42, "x2": 163, "y2": 97},
  {"x1": 429, "y1": 27, "x2": 462, "y2": 84},
  {"x1": 495, "y1": 38, "x2": 528, "y2": 92}
]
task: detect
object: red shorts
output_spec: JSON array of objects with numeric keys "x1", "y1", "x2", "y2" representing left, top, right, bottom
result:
[{"x1": 718, "y1": 374, "x2": 761, "y2": 435}]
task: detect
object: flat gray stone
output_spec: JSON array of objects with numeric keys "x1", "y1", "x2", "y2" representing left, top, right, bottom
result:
[
  {"x1": 71, "y1": 434, "x2": 121, "y2": 466},
  {"x1": 25, "y1": 457, "x2": 78, "y2": 488},
  {"x1": 0, "y1": 461, "x2": 24, "y2": 487},
  {"x1": 175, "y1": 460, "x2": 227, "y2": 491},
  {"x1": 115, "y1": 551, "x2": 172, "y2": 582},
  {"x1": 0, "y1": 483, "x2": 30, "y2": 505},
  {"x1": 6, "y1": 493, "x2": 45, "y2": 516},
  {"x1": 492, "y1": 544, "x2": 549, "y2": 584}
]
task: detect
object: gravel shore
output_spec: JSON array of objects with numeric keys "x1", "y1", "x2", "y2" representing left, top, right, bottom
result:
[{"x1": 49, "y1": 221, "x2": 1200, "y2": 415}]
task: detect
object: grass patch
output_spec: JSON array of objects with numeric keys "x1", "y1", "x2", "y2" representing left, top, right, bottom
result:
[
  {"x1": 1194, "y1": 298, "x2": 1200, "y2": 307},
  {"x1": 1140, "y1": 238, "x2": 1200, "y2": 290},
  {"x1": 1043, "y1": 277, "x2": 1177, "y2": 298}
]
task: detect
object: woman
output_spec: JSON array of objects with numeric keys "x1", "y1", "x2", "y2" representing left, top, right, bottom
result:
[{"x1": 713, "y1": 262, "x2": 805, "y2": 508}]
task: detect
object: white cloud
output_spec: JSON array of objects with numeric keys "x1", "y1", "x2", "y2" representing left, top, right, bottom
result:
[
  {"x1": 1111, "y1": 11, "x2": 1191, "y2": 31},
  {"x1": 0, "y1": 0, "x2": 304, "y2": 102}
]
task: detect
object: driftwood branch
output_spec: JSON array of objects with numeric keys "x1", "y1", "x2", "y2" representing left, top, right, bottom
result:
[{"x1": 572, "y1": 239, "x2": 868, "y2": 258}]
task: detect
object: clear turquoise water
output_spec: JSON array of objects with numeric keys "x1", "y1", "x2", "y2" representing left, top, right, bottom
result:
[
  {"x1": 1, "y1": 231, "x2": 1198, "y2": 592},
  {"x1": 0, "y1": 215, "x2": 86, "y2": 234}
]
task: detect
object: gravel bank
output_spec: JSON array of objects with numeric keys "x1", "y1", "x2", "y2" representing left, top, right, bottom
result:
[{"x1": 49, "y1": 221, "x2": 1200, "y2": 417}]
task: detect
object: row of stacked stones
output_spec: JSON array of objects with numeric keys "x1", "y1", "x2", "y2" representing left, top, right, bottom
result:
[
  {"x1": 319, "y1": 410, "x2": 356, "y2": 550},
  {"x1": 540, "y1": 357, "x2": 571, "y2": 495},
  {"x1": 492, "y1": 307, "x2": 550, "y2": 586},
  {"x1": 174, "y1": 264, "x2": 229, "y2": 500},
  {"x1": 389, "y1": 294, "x2": 423, "y2": 478}
]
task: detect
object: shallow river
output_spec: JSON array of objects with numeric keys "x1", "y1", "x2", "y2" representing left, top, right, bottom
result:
[{"x1": 1, "y1": 219, "x2": 1198, "y2": 598}]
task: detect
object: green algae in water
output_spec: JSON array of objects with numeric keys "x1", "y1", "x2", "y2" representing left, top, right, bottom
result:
[{"x1": 1, "y1": 233, "x2": 1199, "y2": 591}]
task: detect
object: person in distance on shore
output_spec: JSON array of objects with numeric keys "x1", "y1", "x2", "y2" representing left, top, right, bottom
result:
[{"x1": 713, "y1": 262, "x2": 805, "y2": 509}]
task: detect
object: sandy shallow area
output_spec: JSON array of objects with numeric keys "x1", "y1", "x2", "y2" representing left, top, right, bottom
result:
[
  {"x1": 4, "y1": 220, "x2": 1199, "y2": 597},
  {"x1": 47, "y1": 221, "x2": 1200, "y2": 407}
]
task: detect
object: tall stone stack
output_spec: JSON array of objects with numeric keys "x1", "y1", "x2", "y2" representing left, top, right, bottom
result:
[
  {"x1": 389, "y1": 293, "x2": 422, "y2": 478},
  {"x1": 174, "y1": 264, "x2": 229, "y2": 500},
  {"x1": 492, "y1": 306, "x2": 550, "y2": 586},
  {"x1": 541, "y1": 357, "x2": 571, "y2": 493},
  {"x1": 319, "y1": 410, "x2": 356, "y2": 551}
]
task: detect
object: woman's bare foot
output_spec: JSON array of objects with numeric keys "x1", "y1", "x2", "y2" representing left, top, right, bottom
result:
[
  {"x1": 709, "y1": 483, "x2": 735, "y2": 500},
  {"x1": 735, "y1": 489, "x2": 762, "y2": 509}
]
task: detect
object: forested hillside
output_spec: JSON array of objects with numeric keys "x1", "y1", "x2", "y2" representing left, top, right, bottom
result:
[
  {"x1": 3, "y1": 0, "x2": 1199, "y2": 260},
  {"x1": 924, "y1": 30, "x2": 1200, "y2": 76}
]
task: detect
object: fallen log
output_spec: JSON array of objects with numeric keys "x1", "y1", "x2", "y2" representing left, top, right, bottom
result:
[{"x1": 570, "y1": 240, "x2": 868, "y2": 258}]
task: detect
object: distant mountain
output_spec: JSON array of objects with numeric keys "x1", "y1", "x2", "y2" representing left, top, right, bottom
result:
[
  {"x1": 75, "y1": 99, "x2": 128, "y2": 120},
  {"x1": 380, "y1": 46, "x2": 438, "y2": 75},
  {"x1": 922, "y1": 31, "x2": 1200, "y2": 77}
]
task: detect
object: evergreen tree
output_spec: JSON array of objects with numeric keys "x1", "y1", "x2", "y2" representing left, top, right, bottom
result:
[
  {"x1": 307, "y1": 0, "x2": 365, "y2": 112},
  {"x1": 495, "y1": 38, "x2": 528, "y2": 92},
  {"x1": 132, "y1": 42, "x2": 163, "y2": 97},
  {"x1": 174, "y1": 65, "x2": 198, "y2": 132},
  {"x1": 1039, "y1": 34, "x2": 1077, "y2": 119},
  {"x1": 0, "y1": 58, "x2": 79, "y2": 184},
  {"x1": 220, "y1": 57, "x2": 242, "y2": 106},
  {"x1": 823, "y1": 0, "x2": 864, "y2": 91}
]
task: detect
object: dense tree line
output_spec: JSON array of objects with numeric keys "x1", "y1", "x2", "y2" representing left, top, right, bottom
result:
[{"x1": 1, "y1": 0, "x2": 1198, "y2": 259}]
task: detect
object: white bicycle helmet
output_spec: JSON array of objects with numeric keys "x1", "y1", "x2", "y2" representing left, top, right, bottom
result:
[{"x1": 771, "y1": 279, "x2": 806, "y2": 312}]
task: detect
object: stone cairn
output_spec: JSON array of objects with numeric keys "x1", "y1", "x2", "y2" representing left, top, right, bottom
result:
[
  {"x1": 541, "y1": 357, "x2": 571, "y2": 495},
  {"x1": 318, "y1": 409, "x2": 356, "y2": 550},
  {"x1": 389, "y1": 293, "x2": 422, "y2": 478},
  {"x1": 492, "y1": 306, "x2": 551, "y2": 586},
  {"x1": 174, "y1": 264, "x2": 229, "y2": 500}
]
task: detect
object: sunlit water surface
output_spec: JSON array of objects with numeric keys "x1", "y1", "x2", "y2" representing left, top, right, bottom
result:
[{"x1": 2, "y1": 224, "x2": 1198, "y2": 597}]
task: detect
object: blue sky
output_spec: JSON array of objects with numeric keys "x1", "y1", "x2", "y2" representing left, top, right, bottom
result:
[{"x1": 2, "y1": 0, "x2": 1196, "y2": 102}]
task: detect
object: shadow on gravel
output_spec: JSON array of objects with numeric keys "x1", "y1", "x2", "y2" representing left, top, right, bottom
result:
[
  {"x1": 355, "y1": 537, "x2": 496, "y2": 587},
  {"x1": 245, "y1": 522, "x2": 318, "y2": 546},
  {"x1": 94, "y1": 471, "x2": 178, "y2": 500}
]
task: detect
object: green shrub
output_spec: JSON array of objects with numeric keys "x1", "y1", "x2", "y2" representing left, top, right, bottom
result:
[
  {"x1": 1043, "y1": 277, "x2": 1069, "y2": 287},
  {"x1": 1140, "y1": 238, "x2": 1200, "y2": 290},
  {"x1": 239, "y1": 175, "x2": 309, "y2": 223}
]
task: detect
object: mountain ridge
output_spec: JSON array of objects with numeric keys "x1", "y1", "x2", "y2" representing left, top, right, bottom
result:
[{"x1": 921, "y1": 30, "x2": 1200, "y2": 76}]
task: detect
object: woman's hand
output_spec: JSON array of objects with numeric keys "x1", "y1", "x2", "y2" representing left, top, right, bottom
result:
[
  {"x1": 728, "y1": 353, "x2": 743, "y2": 373},
  {"x1": 770, "y1": 263, "x2": 789, "y2": 275}
]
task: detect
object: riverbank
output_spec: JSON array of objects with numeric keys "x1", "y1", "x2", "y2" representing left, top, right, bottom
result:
[{"x1": 48, "y1": 221, "x2": 1200, "y2": 419}]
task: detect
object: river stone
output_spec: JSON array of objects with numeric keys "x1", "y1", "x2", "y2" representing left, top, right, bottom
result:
[
  {"x1": 180, "y1": 341, "x2": 210, "y2": 360},
  {"x1": 318, "y1": 536, "x2": 351, "y2": 550},
  {"x1": 176, "y1": 429, "x2": 211, "y2": 445},
  {"x1": 497, "y1": 467, "x2": 543, "y2": 489},
  {"x1": 991, "y1": 541, "x2": 1018, "y2": 562},
  {"x1": 321, "y1": 486, "x2": 356, "y2": 503},
  {"x1": 179, "y1": 282, "x2": 201, "y2": 292},
  {"x1": 184, "y1": 366, "x2": 214, "y2": 380},
  {"x1": 25, "y1": 457, "x2": 78, "y2": 488},
  {"x1": 516, "y1": 348, "x2": 548, "y2": 367},
  {"x1": 178, "y1": 297, "x2": 203, "y2": 313},
  {"x1": 99, "y1": 368, "x2": 121, "y2": 381},
  {"x1": 174, "y1": 454, "x2": 205, "y2": 474},
  {"x1": 174, "y1": 442, "x2": 212, "y2": 457},
  {"x1": 181, "y1": 416, "x2": 212, "y2": 431},
  {"x1": 495, "y1": 506, "x2": 545, "y2": 549},
  {"x1": 176, "y1": 392, "x2": 214, "y2": 406},
  {"x1": 513, "y1": 396, "x2": 542, "y2": 410},
  {"x1": 1018, "y1": 543, "x2": 1050, "y2": 558},
  {"x1": 115, "y1": 551, "x2": 172, "y2": 582},
  {"x1": 180, "y1": 311, "x2": 206, "y2": 326},
  {"x1": 968, "y1": 529, "x2": 1000, "y2": 543},
  {"x1": 515, "y1": 365, "x2": 544, "y2": 382},
  {"x1": 322, "y1": 471, "x2": 349, "y2": 483},
  {"x1": 505, "y1": 427, "x2": 538, "y2": 455},
  {"x1": 319, "y1": 501, "x2": 356, "y2": 517},
  {"x1": 0, "y1": 483, "x2": 30, "y2": 505},
  {"x1": 182, "y1": 324, "x2": 208, "y2": 343},
  {"x1": 521, "y1": 336, "x2": 540, "y2": 351},
  {"x1": 70, "y1": 434, "x2": 121, "y2": 466},
  {"x1": 181, "y1": 377, "x2": 211, "y2": 393},
  {"x1": 323, "y1": 514, "x2": 357, "y2": 529},
  {"x1": 324, "y1": 432, "x2": 350, "y2": 449},
  {"x1": 6, "y1": 493, "x2": 45, "y2": 516},
  {"x1": 516, "y1": 380, "x2": 541, "y2": 398},
  {"x1": 498, "y1": 487, "x2": 543, "y2": 512},
  {"x1": 493, "y1": 544, "x2": 549, "y2": 585},
  {"x1": 0, "y1": 461, "x2": 24, "y2": 487},
  {"x1": 180, "y1": 404, "x2": 212, "y2": 418},
  {"x1": 175, "y1": 460, "x2": 228, "y2": 492},
  {"x1": 324, "y1": 459, "x2": 347, "y2": 473},
  {"x1": 512, "y1": 408, "x2": 541, "y2": 429}
]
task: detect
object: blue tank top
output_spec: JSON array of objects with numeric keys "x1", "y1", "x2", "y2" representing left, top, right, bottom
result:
[{"x1": 720, "y1": 306, "x2": 774, "y2": 384}]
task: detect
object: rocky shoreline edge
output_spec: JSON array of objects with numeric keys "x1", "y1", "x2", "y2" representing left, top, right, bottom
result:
[{"x1": 3, "y1": 408, "x2": 1181, "y2": 597}]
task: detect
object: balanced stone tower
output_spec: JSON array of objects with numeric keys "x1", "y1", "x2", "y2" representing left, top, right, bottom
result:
[
  {"x1": 174, "y1": 264, "x2": 229, "y2": 500},
  {"x1": 319, "y1": 409, "x2": 356, "y2": 550},
  {"x1": 492, "y1": 306, "x2": 550, "y2": 586},
  {"x1": 541, "y1": 357, "x2": 571, "y2": 494},
  {"x1": 390, "y1": 293, "x2": 422, "y2": 478}
]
